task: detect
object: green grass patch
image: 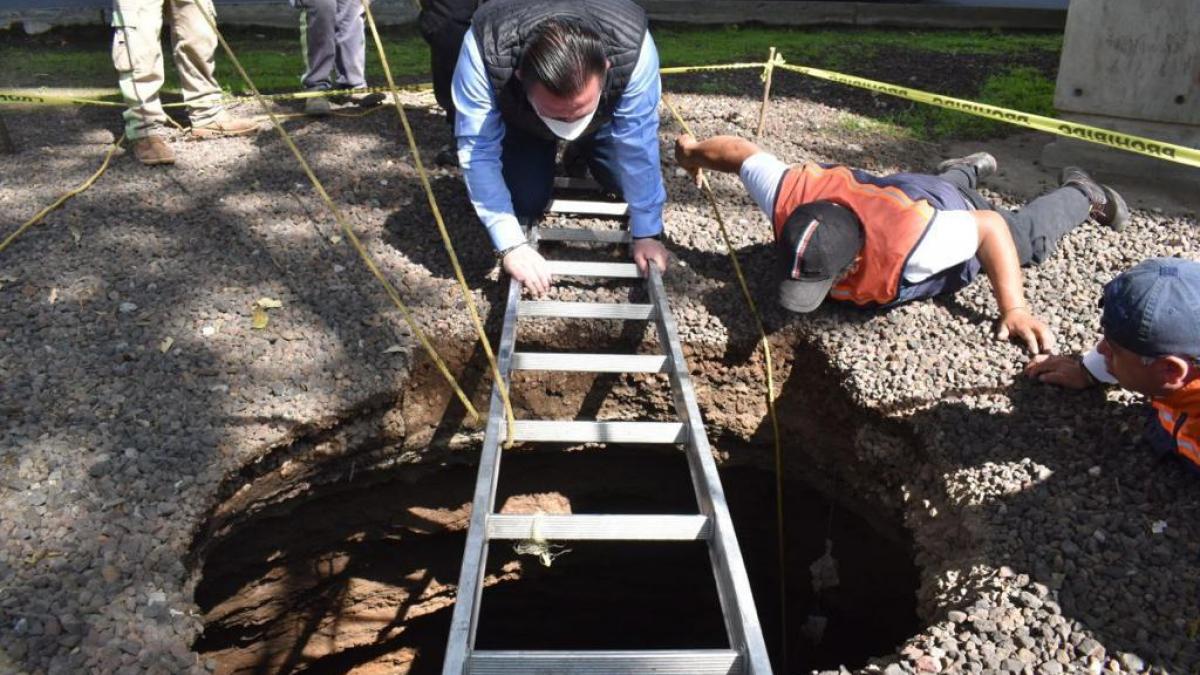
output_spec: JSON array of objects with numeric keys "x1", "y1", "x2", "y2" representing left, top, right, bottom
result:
[
  {"x1": 653, "y1": 25, "x2": 1060, "y2": 71},
  {"x1": 0, "y1": 24, "x2": 1060, "y2": 142},
  {"x1": 887, "y1": 65, "x2": 1056, "y2": 140},
  {"x1": 0, "y1": 24, "x2": 431, "y2": 95},
  {"x1": 0, "y1": 24, "x2": 1059, "y2": 94},
  {"x1": 835, "y1": 112, "x2": 912, "y2": 140}
]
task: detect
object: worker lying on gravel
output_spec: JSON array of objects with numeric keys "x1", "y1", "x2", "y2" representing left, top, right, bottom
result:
[
  {"x1": 674, "y1": 134, "x2": 1131, "y2": 355},
  {"x1": 445, "y1": 0, "x2": 671, "y2": 294},
  {"x1": 111, "y1": 0, "x2": 262, "y2": 165},
  {"x1": 1026, "y1": 258, "x2": 1200, "y2": 473}
]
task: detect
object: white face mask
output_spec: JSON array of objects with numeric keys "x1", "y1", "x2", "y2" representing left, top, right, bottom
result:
[{"x1": 533, "y1": 100, "x2": 599, "y2": 141}]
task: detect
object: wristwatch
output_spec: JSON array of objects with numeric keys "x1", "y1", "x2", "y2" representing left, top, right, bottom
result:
[{"x1": 496, "y1": 241, "x2": 528, "y2": 260}]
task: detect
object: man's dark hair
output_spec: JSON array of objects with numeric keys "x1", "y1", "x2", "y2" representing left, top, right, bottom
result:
[{"x1": 520, "y1": 18, "x2": 607, "y2": 97}]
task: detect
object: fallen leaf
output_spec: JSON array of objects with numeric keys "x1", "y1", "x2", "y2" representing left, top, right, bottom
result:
[
  {"x1": 159, "y1": 336, "x2": 174, "y2": 353},
  {"x1": 382, "y1": 344, "x2": 405, "y2": 354},
  {"x1": 255, "y1": 297, "x2": 283, "y2": 309},
  {"x1": 251, "y1": 306, "x2": 269, "y2": 330},
  {"x1": 69, "y1": 225, "x2": 82, "y2": 245},
  {"x1": 48, "y1": 287, "x2": 58, "y2": 304}
]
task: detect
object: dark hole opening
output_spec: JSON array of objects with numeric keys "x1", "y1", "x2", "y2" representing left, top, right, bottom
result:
[{"x1": 192, "y1": 447, "x2": 919, "y2": 673}]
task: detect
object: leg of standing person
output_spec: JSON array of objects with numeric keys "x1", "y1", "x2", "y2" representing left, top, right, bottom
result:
[
  {"x1": 501, "y1": 127, "x2": 558, "y2": 222},
  {"x1": 112, "y1": 0, "x2": 174, "y2": 163},
  {"x1": 419, "y1": 0, "x2": 475, "y2": 163},
  {"x1": 296, "y1": 0, "x2": 337, "y2": 115},
  {"x1": 171, "y1": 0, "x2": 259, "y2": 136},
  {"x1": 333, "y1": 0, "x2": 375, "y2": 101}
]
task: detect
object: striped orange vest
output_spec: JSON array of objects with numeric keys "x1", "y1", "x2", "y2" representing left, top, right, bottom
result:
[
  {"x1": 772, "y1": 164, "x2": 937, "y2": 306},
  {"x1": 1151, "y1": 380, "x2": 1200, "y2": 469}
]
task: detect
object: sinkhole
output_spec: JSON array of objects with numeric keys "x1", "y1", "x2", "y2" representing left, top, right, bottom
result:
[{"x1": 191, "y1": 441, "x2": 920, "y2": 674}]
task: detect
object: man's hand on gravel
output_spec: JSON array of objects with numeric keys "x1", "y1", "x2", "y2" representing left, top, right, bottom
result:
[
  {"x1": 1024, "y1": 354, "x2": 1095, "y2": 389},
  {"x1": 632, "y1": 238, "x2": 670, "y2": 276},
  {"x1": 503, "y1": 244, "x2": 552, "y2": 296},
  {"x1": 995, "y1": 307, "x2": 1056, "y2": 355}
]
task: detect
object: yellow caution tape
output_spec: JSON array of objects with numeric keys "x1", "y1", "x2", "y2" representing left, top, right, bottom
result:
[
  {"x1": 6, "y1": 54, "x2": 1197, "y2": 168},
  {"x1": 0, "y1": 82, "x2": 432, "y2": 109},
  {"x1": 658, "y1": 61, "x2": 768, "y2": 75},
  {"x1": 0, "y1": 90, "x2": 125, "y2": 107},
  {"x1": 776, "y1": 61, "x2": 1200, "y2": 169}
]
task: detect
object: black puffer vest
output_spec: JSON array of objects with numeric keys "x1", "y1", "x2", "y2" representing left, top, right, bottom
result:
[{"x1": 471, "y1": 0, "x2": 648, "y2": 140}]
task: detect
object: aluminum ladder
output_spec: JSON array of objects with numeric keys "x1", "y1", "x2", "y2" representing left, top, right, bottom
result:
[{"x1": 442, "y1": 185, "x2": 773, "y2": 675}]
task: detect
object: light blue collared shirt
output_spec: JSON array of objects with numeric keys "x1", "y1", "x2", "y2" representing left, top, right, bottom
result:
[{"x1": 451, "y1": 28, "x2": 666, "y2": 251}]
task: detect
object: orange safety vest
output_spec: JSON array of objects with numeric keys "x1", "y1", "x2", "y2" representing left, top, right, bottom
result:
[
  {"x1": 1151, "y1": 379, "x2": 1200, "y2": 469},
  {"x1": 771, "y1": 163, "x2": 937, "y2": 307}
]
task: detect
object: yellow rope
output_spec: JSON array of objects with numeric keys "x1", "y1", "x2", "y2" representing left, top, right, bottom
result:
[
  {"x1": 661, "y1": 91, "x2": 788, "y2": 669},
  {"x1": 193, "y1": 0, "x2": 480, "y2": 421},
  {"x1": 0, "y1": 134, "x2": 125, "y2": 256},
  {"x1": 361, "y1": 0, "x2": 516, "y2": 446}
]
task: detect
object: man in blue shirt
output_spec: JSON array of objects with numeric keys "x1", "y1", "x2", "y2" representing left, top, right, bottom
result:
[{"x1": 449, "y1": 0, "x2": 669, "y2": 294}]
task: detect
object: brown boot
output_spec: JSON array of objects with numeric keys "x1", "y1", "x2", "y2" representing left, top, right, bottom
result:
[
  {"x1": 132, "y1": 136, "x2": 176, "y2": 166},
  {"x1": 191, "y1": 115, "x2": 261, "y2": 139}
]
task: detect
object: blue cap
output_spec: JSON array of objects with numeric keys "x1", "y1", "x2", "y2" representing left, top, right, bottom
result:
[{"x1": 1101, "y1": 257, "x2": 1200, "y2": 358}]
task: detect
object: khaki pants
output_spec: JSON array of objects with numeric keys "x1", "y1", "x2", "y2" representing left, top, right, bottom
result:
[{"x1": 111, "y1": 0, "x2": 225, "y2": 139}]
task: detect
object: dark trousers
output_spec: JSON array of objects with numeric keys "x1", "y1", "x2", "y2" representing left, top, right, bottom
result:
[
  {"x1": 418, "y1": 0, "x2": 477, "y2": 129},
  {"x1": 502, "y1": 126, "x2": 623, "y2": 220},
  {"x1": 938, "y1": 166, "x2": 1092, "y2": 266}
]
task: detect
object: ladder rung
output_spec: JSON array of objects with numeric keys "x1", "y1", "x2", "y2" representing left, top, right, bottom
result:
[
  {"x1": 537, "y1": 228, "x2": 632, "y2": 244},
  {"x1": 546, "y1": 260, "x2": 641, "y2": 279},
  {"x1": 548, "y1": 199, "x2": 630, "y2": 217},
  {"x1": 506, "y1": 420, "x2": 686, "y2": 444},
  {"x1": 468, "y1": 649, "x2": 742, "y2": 674},
  {"x1": 519, "y1": 301, "x2": 654, "y2": 320},
  {"x1": 488, "y1": 514, "x2": 711, "y2": 541},
  {"x1": 511, "y1": 352, "x2": 669, "y2": 373},
  {"x1": 553, "y1": 176, "x2": 605, "y2": 191}
]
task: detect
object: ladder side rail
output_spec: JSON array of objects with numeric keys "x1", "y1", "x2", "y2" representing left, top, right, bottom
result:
[
  {"x1": 646, "y1": 266, "x2": 774, "y2": 675},
  {"x1": 442, "y1": 275, "x2": 524, "y2": 675}
]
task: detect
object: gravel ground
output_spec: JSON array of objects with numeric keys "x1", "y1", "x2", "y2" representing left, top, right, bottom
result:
[{"x1": 1, "y1": 77, "x2": 1197, "y2": 675}]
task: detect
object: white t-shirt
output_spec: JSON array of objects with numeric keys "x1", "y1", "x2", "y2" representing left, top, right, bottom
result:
[{"x1": 739, "y1": 152, "x2": 980, "y2": 283}]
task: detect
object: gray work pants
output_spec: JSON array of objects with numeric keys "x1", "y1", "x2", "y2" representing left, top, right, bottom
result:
[
  {"x1": 939, "y1": 165, "x2": 1092, "y2": 267},
  {"x1": 294, "y1": 0, "x2": 368, "y2": 91},
  {"x1": 111, "y1": 0, "x2": 225, "y2": 139}
]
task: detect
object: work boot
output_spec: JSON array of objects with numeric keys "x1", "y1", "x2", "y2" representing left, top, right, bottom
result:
[
  {"x1": 936, "y1": 151, "x2": 997, "y2": 182},
  {"x1": 132, "y1": 136, "x2": 176, "y2": 166},
  {"x1": 1060, "y1": 166, "x2": 1130, "y2": 231},
  {"x1": 305, "y1": 95, "x2": 332, "y2": 117},
  {"x1": 190, "y1": 114, "x2": 261, "y2": 139}
]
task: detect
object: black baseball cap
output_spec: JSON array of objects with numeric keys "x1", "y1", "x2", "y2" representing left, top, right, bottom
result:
[{"x1": 776, "y1": 201, "x2": 864, "y2": 313}]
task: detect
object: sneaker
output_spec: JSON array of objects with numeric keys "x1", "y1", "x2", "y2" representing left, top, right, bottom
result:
[
  {"x1": 1059, "y1": 166, "x2": 1130, "y2": 231},
  {"x1": 191, "y1": 114, "x2": 261, "y2": 139},
  {"x1": 936, "y1": 151, "x2": 998, "y2": 182},
  {"x1": 305, "y1": 95, "x2": 332, "y2": 117},
  {"x1": 132, "y1": 135, "x2": 175, "y2": 166}
]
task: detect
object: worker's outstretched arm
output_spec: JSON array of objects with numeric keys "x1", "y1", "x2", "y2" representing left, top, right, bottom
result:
[
  {"x1": 674, "y1": 134, "x2": 762, "y2": 180},
  {"x1": 973, "y1": 210, "x2": 1055, "y2": 355}
]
